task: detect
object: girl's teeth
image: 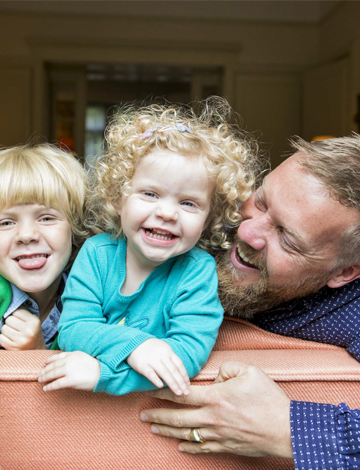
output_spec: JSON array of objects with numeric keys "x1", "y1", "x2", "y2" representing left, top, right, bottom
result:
[
  {"x1": 146, "y1": 229, "x2": 173, "y2": 240},
  {"x1": 146, "y1": 229, "x2": 174, "y2": 239}
]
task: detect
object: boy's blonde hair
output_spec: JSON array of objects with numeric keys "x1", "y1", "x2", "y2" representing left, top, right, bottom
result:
[
  {"x1": 0, "y1": 144, "x2": 88, "y2": 263},
  {"x1": 88, "y1": 97, "x2": 260, "y2": 250}
]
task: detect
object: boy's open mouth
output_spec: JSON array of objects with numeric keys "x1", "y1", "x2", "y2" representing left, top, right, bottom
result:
[
  {"x1": 144, "y1": 228, "x2": 177, "y2": 241},
  {"x1": 15, "y1": 254, "x2": 49, "y2": 270}
]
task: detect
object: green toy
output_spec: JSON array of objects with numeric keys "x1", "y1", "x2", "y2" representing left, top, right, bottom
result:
[{"x1": 0, "y1": 275, "x2": 11, "y2": 321}]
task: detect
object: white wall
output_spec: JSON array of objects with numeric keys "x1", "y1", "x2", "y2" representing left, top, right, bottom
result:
[{"x1": 0, "y1": 9, "x2": 320, "y2": 165}]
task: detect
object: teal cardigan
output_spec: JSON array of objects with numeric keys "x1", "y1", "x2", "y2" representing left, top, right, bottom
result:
[{"x1": 59, "y1": 233, "x2": 223, "y2": 396}]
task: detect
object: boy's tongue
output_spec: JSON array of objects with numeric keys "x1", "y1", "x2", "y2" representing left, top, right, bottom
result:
[{"x1": 18, "y1": 256, "x2": 47, "y2": 270}]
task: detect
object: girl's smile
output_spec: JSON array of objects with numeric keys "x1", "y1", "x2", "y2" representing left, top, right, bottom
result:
[{"x1": 116, "y1": 149, "x2": 214, "y2": 271}]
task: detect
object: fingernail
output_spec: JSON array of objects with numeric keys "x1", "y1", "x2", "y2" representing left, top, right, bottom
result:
[
  {"x1": 151, "y1": 426, "x2": 159, "y2": 434},
  {"x1": 179, "y1": 446, "x2": 184, "y2": 452},
  {"x1": 140, "y1": 412, "x2": 149, "y2": 421},
  {"x1": 184, "y1": 389, "x2": 189, "y2": 396},
  {"x1": 38, "y1": 377, "x2": 42, "y2": 382}
]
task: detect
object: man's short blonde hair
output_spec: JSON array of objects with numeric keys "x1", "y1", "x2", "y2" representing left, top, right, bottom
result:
[
  {"x1": 291, "y1": 134, "x2": 360, "y2": 267},
  {"x1": 0, "y1": 144, "x2": 88, "y2": 263}
]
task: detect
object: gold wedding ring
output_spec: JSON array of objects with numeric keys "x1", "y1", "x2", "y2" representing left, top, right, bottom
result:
[{"x1": 189, "y1": 428, "x2": 205, "y2": 443}]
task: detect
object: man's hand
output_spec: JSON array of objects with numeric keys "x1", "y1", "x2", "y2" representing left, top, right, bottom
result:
[
  {"x1": 38, "y1": 351, "x2": 101, "y2": 392},
  {"x1": 0, "y1": 309, "x2": 47, "y2": 350},
  {"x1": 127, "y1": 338, "x2": 190, "y2": 396},
  {"x1": 140, "y1": 361, "x2": 293, "y2": 459}
]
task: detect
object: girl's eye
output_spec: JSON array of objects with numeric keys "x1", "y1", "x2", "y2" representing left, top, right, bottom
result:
[
  {"x1": 181, "y1": 201, "x2": 198, "y2": 211},
  {"x1": 144, "y1": 191, "x2": 157, "y2": 199}
]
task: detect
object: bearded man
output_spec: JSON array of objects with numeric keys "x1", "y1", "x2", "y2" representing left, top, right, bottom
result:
[{"x1": 140, "y1": 135, "x2": 360, "y2": 470}]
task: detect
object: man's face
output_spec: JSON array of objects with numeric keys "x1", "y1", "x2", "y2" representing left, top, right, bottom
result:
[{"x1": 217, "y1": 152, "x2": 360, "y2": 316}]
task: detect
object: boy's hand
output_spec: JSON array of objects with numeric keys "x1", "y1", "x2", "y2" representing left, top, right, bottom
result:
[
  {"x1": 0, "y1": 309, "x2": 47, "y2": 350},
  {"x1": 38, "y1": 351, "x2": 101, "y2": 392},
  {"x1": 126, "y1": 338, "x2": 190, "y2": 396}
]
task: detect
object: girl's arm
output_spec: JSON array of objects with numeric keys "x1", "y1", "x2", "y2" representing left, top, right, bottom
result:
[
  {"x1": 58, "y1": 237, "x2": 156, "y2": 363},
  {"x1": 89, "y1": 252, "x2": 223, "y2": 396}
]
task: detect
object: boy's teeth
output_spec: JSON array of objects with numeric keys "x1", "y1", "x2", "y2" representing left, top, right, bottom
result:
[{"x1": 17, "y1": 254, "x2": 48, "y2": 260}]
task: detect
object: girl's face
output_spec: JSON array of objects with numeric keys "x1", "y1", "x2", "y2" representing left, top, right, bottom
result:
[
  {"x1": 116, "y1": 149, "x2": 214, "y2": 269},
  {"x1": 0, "y1": 204, "x2": 72, "y2": 295}
]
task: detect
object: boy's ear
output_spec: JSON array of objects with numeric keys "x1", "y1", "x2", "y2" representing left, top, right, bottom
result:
[{"x1": 327, "y1": 263, "x2": 360, "y2": 288}]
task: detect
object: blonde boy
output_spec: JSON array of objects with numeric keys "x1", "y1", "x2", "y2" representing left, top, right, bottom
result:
[{"x1": 0, "y1": 144, "x2": 87, "y2": 350}]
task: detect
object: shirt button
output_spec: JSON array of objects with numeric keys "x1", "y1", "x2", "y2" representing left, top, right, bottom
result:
[{"x1": 25, "y1": 300, "x2": 32, "y2": 307}]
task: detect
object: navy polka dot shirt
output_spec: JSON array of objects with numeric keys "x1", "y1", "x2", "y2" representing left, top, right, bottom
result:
[{"x1": 251, "y1": 278, "x2": 360, "y2": 469}]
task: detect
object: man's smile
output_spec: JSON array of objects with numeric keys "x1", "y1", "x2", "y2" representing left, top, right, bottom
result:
[{"x1": 230, "y1": 242, "x2": 259, "y2": 272}]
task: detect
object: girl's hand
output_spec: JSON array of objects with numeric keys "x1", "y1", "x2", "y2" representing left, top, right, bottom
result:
[
  {"x1": 126, "y1": 338, "x2": 190, "y2": 396},
  {"x1": 0, "y1": 309, "x2": 47, "y2": 350},
  {"x1": 38, "y1": 351, "x2": 100, "y2": 392}
]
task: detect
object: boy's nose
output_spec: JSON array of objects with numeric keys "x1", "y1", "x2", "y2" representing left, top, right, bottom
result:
[{"x1": 15, "y1": 223, "x2": 40, "y2": 244}]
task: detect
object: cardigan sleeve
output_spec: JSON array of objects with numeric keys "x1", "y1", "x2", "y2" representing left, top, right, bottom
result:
[
  {"x1": 161, "y1": 254, "x2": 223, "y2": 379},
  {"x1": 291, "y1": 401, "x2": 360, "y2": 470},
  {"x1": 58, "y1": 239, "x2": 155, "y2": 371}
]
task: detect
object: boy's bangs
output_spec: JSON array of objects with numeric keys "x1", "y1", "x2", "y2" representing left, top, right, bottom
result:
[{"x1": 0, "y1": 160, "x2": 67, "y2": 212}]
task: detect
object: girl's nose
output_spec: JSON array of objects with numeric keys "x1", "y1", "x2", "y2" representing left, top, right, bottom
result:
[{"x1": 155, "y1": 203, "x2": 178, "y2": 222}]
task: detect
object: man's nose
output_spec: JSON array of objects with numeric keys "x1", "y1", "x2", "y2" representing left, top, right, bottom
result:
[
  {"x1": 155, "y1": 202, "x2": 178, "y2": 222},
  {"x1": 237, "y1": 216, "x2": 268, "y2": 251},
  {"x1": 15, "y1": 222, "x2": 40, "y2": 244}
]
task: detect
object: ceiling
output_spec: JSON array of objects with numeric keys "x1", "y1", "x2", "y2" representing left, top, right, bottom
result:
[{"x1": 0, "y1": 0, "x2": 344, "y2": 24}]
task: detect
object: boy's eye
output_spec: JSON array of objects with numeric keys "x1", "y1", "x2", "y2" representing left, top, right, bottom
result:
[
  {"x1": 39, "y1": 215, "x2": 55, "y2": 223},
  {"x1": 0, "y1": 220, "x2": 14, "y2": 227}
]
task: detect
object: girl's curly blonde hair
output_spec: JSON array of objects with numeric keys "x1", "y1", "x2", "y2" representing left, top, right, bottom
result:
[{"x1": 87, "y1": 97, "x2": 261, "y2": 250}]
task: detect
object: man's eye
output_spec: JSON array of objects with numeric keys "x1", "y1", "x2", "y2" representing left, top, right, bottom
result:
[
  {"x1": 279, "y1": 231, "x2": 298, "y2": 253},
  {"x1": 254, "y1": 194, "x2": 267, "y2": 211}
]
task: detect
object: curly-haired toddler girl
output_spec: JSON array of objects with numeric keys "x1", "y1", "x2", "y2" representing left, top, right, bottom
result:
[{"x1": 39, "y1": 98, "x2": 257, "y2": 396}]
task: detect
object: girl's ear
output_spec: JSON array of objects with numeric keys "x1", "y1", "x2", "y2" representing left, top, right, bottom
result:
[
  {"x1": 111, "y1": 200, "x2": 122, "y2": 216},
  {"x1": 327, "y1": 263, "x2": 360, "y2": 288}
]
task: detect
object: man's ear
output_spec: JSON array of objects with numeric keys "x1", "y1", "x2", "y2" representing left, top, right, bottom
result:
[{"x1": 327, "y1": 263, "x2": 360, "y2": 288}]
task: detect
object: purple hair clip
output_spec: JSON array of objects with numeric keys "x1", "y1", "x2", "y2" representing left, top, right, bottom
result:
[{"x1": 141, "y1": 123, "x2": 192, "y2": 140}]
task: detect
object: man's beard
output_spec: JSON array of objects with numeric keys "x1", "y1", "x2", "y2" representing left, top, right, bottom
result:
[{"x1": 216, "y1": 243, "x2": 332, "y2": 319}]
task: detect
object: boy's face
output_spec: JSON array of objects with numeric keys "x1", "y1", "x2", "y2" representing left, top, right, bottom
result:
[
  {"x1": 116, "y1": 149, "x2": 214, "y2": 269},
  {"x1": 0, "y1": 204, "x2": 72, "y2": 294}
]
